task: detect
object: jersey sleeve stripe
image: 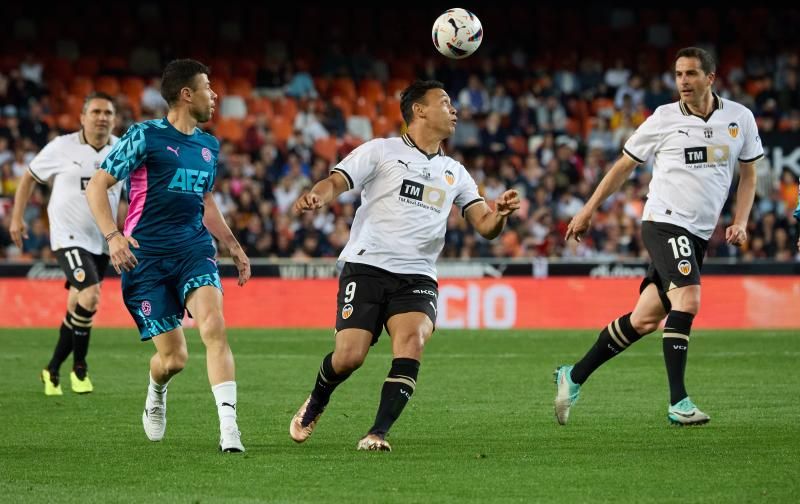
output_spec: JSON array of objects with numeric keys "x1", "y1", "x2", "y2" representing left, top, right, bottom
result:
[
  {"x1": 738, "y1": 153, "x2": 764, "y2": 163},
  {"x1": 622, "y1": 148, "x2": 644, "y2": 164},
  {"x1": 461, "y1": 197, "x2": 484, "y2": 216},
  {"x1": 331, "y1": 168, "x2": 354, "y2": 190},
  {"x1": 28, "y1": 167, "x2": 46, "y2": 184}
]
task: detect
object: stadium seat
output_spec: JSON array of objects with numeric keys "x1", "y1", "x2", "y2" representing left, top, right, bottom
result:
[
  {"x1": 371, "y1": 115, "x2": 394, "y2": 138},
  {"x1": 331, "y1": 96, "x2": 352, "y2": 119},
  {"x1": 246, "y1": 97, "x2": 274, "y2": 120},
  {"x1": 269, "y1": 115, "x2": 293, "y2": 146},
  {"x1": 95, "y1": 76, "x2": 121, "y2": 96},
  {"x1": 382, "y1": 97, "x2": 404, "y2": 127},
  {"x1": 354, "y1": 97, "x2": 377, "y2": 122},
  {"x1": 214, "y1": 117, "x2": 245, "y2": 144},
  {"x1": 69, "y1": 77, "x2": 94, "y2": 98},
  {"x1": 121, "y1": 77, "x2": 145, "y2": 102},
  {"x1": 386, "y1": 78, "x2": 410, "y2": 98},
  {"x1": 228, "y1": 77, "x2": 253, "y2": 98},
  {"x1": 330, "y1": 77, "x2": 357, "y2": 102},
  {"x1": 313, "y1": 136, "x2": 339, "y2": 163},
  {"x1": 314, "y1": 77, "x2": 330, "y2": 98},
  {"x1": 57, "y1": 113, "x2": 79, "y2": 132},
  {"x1": 358, "y1": 79, "x2": 386, "y2": 105},
  {"x1": 64, "y1": 95, "x2": 85, "y2": 116},
  {"x1": 74, "y1": 56, "x2": 100, "y2": 77}
]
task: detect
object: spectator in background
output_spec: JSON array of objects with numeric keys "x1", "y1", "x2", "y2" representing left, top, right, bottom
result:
[
  {"x1": 141, "y1": 77, "x2": 168, "y2": 117},
  {"x1": 458, "y1": 75, "x2": 489, "y2": 114}
]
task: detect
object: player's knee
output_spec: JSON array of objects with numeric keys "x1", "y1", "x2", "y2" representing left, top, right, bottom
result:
[
  {"x1": 164, "y1": 349, "x2": 188, "y2": 374},
  {"x1": 632, "y1": 317, "x2": 660, "y2": 335},
  {"x1": 335, "y1": 350, "x2": 366, "y2": 373},
  {"x1": 198, "y1": 311, "x2": 226, "y2": 338},
  {"x1": 78, "y1": 285, "x2": 101, "y2": 310},
  {"x1": 396, "y1": 327, "x2": 428, "y2": 353}
]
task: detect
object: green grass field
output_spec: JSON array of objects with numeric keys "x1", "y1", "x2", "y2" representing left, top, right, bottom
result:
[{"x1": 1, "y1": 328, "x2": 798, "y2": 503}]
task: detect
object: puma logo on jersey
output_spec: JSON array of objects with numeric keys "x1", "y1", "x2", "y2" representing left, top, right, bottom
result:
[
  {"x1": 677, "y1": 129, "x2": 689, "y2": 137},
  {"x1": 398, "y1": 160, "x2": 411, "y2": 170},
  {"x1": 166, "y1": 145, "x2": 180, "y2": 157},
  {"x1": 168, "y1": 168, "x2": 210, "y2": 193}
]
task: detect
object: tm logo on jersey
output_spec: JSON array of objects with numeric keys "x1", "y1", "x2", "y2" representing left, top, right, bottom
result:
[
  {"x1": 684, "y1": 145, "x2": 730, "y2": 167},
  {"x1": 399, "y1": 179, "x2": 445, "y2": 213},
  {"x1": 168, "y1": 168, "x2": 210, "y2": 193}
]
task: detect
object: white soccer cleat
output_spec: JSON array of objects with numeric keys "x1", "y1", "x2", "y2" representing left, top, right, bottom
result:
[
  {"x1": 554, "y1": 365, "x2": 581, "y2": 425},
  {"x1": 142, "y1": 401, "x2": 167, "y2": 442},
  {"x1": 356, "y1": 433, "x2": 392, "y2": 452},
  {"x1": 219, "y1": 425, "x2": 245, "y2": 453},
  {"x1": 668, "y1": 397, "x2": 710, "y2": 426}
]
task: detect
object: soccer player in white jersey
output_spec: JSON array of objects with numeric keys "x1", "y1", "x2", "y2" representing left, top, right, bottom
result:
[
  {"x1": 289, "y1": 80, "x2": 520, "y2": 451},
  {"x1": 9, "y1": 92, "x2": 123, "y2": 396},
  {"x1": 556, "y1": 47, "x2": 763, "y2": 426}
]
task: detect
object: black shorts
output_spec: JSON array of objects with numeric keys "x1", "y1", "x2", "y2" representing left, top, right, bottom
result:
[
  {"x1": 640, "y1": 221, "x2": 708, "y2": 311},
  {"x1": 55, "y1": 247, "x2": 110, "y2": 290},
  {"x1": 335, "y1": 262, "x2": 438, "y2": 345}
]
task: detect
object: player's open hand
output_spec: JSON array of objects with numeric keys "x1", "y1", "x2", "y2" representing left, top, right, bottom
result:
[
  {"x1": 495, "y1": 190, "x2": 520, "y2": 216},
  {"x1": 230, "y1": 243, "x2": 251, "y2": 286},
  {"x1": 109, "y1": 233, "x2": 139, "y2": 273},
  {"x1": 725, "y1": 223, "x2": 747, "y2": 247},
  {"x1": 293, "y1": 192, "x2": 323, "y2": 215},
  {"x1": 565, "y1": 208, "x2": 593, "y2": 242},
  {"x1": 9, "y1": 218, "x2": 27, "y2": 249}
]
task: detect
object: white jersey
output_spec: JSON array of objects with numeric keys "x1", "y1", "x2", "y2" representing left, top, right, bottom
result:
[
  {"x1": 624, "y1": 94, "x2": 763, "y2": 240},
  {"x1": 334, "y1": 134, "x2": 484, "y2": 280},
  {"x1": 29, "y1": 131, "x2": 123, "y2": 254}
]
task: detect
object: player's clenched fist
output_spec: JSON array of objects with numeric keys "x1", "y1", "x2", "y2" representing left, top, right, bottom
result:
[
  {"x1": 495, "y1": 190, "x2": 520, "y2": 217},
  {"x1": 293, "y1": 192, "x2": 323, "y2": 214}
]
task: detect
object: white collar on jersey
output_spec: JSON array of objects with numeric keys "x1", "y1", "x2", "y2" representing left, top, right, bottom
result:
[
  {"x1": 401, "y1": 133, "x2": 445, "y2": 160},
  {"x1": 678, "y1": 92, "x2": 723, "y2": 122}
]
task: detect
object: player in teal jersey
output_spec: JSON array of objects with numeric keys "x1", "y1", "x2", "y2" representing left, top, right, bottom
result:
[{"x1": 87, "y1": 59, "x2": 251, "y2": 452}]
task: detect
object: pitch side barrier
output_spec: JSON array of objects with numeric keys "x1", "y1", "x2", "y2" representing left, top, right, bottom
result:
[{"x1": 1, "y1": 259, "x2": 799, "y2": 329}]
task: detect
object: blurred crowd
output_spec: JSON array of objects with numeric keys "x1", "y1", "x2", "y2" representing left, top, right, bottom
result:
[{"x1": 1, "y1": 5, "x2": 799, "y2": 262}]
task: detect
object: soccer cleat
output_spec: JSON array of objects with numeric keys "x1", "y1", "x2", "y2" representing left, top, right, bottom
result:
[
  {"x1": 356, "y1": 433, "x2": 392, "y2": 452},
  {"x1": 668, "y1": 397, "x2": 710, "y2": 426},
  {"x1": 70, "y1": 370, "x2": 93, "y2": 394},
  {"x1": 219, "y1": 425, "x2": 245, "y2": 453},
  {"x1": 289, "y1": 395, "x2": 325, "y2": 443},
  {"x1": 142, "y1": 400, "x2": 167, "y2": 442},
  {"x1": 554, "y1": 365, "x2": 581, "y2": 425},
  {"x1": 41, "y1": 369, "x2": 63, "y2": 396}
]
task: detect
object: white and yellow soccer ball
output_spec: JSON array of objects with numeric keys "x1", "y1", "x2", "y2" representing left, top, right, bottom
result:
[{"x1": 432, "y1": 8, "x2": 483, "y2": 59}]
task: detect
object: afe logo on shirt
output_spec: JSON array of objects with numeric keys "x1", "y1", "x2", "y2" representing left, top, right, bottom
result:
[
  {"x1": 399, "y1": 179, "x2": 446, "y2": 209},
  {"x1": 168, "y1": 168, "x2": 210, "y2": 193}
]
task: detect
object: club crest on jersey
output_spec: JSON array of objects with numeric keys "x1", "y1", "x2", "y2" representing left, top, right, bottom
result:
[
  {"x1": 728, "y1": 122, "x2": 739, "y2": 138},
  {"x1": 341, "y1": 303, "x2": 353, "y2": 319},
  {"x1": 202, "y1": 147, "x2": 212, "y2": 162},
  {"x1": 73, "y1": 268, "x2": 85, "y2": 283},
  {"x1": 141, "y1": 300, "x2": 152, "y2": 316},
  {"x1": 678, "y1": 260, "x2": 692, "y2": 276},
  {"x1": 444, "y1": 169, "x2": 455, "y2": 185}
]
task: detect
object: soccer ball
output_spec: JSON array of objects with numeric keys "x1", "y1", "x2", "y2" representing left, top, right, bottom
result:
[{"x1": 431, "y1": 8, "x2": 483, "y2": 59}]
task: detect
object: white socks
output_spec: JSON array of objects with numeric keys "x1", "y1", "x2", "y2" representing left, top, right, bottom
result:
[
  {"x1": 147, "y1": 373, "x2": 170, "y2": 408},
  {"x1": 212, "y1": 381, "x2": 238, "y2": 430}
]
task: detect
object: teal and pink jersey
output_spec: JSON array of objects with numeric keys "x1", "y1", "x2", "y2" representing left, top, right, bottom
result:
[{"x1": 101, "y1": 118, "x2": 219, "y2": 255}]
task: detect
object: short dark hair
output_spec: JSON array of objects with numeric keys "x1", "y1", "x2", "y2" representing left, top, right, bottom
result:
[
  {"x1": 160, "y1": 59, "x2": 210, "y2": 106},
  {"x1": 400, "y1": 80, "x2": 445, "y2": 124},
  {"x1": 674, "y1": 47, "x2": 716, "y2": 75},
  {"x1": 82, "y1": 91, "x2": 115, "y2": 113}
]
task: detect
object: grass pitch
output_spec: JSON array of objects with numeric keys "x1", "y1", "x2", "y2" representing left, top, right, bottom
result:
[{"x1": 1, "y1": 328, "x2": 798, "y2": 503}]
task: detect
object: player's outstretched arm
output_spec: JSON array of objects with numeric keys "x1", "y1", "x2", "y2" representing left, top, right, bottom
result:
[
  {"x1": 87, "y1": 170, "x2": 138, "y2": 273},
  {"x1": 293, "y1": 172, "x2": 350, "y2": 215},
  {"x1": 565, "y1": 153, "x2": 639, "y2": 242},
  {"x1": 203, "y1": 192, "x2": 251, "y2": 286},
  {"x1": 465, "y1": 189, "x2": 521, "y2": 240},
  {"x1": 9, "y1": 170, "x2": 40, "y2": 249},
  {"x1": 726, "y1": 160, "x2": 758, "y2": 247}
]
